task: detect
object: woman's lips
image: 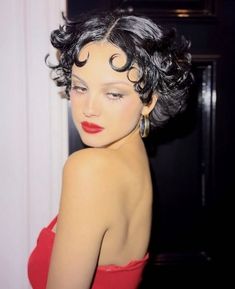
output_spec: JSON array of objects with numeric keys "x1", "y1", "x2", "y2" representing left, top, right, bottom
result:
[{"x1": 81, "y1": 121, "x2": 104, "y2": 134}]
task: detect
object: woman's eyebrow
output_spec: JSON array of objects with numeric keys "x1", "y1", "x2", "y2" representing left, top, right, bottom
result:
[
  {"x1": 103, "y1": 81, "x2": 132, "y2": 87},
  {"x1": 72, "y1": 74, "x2": 131, "y2": 87},
  {"x1": 71, "y1": 74, "x2": 88, "y2": 86}
]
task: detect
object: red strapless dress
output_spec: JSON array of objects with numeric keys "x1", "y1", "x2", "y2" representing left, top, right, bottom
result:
[{"x1": 28, "y1": 216, "x2": 149, "y2": 289}]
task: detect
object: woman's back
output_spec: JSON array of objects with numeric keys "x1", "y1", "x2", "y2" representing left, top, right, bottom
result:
[{"x1": 96, "y1": 131, "x2": 152, "y2": 266}]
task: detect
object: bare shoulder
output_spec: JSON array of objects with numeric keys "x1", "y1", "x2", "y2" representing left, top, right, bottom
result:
[
  {"x1": 64, "y1": 148, "x2": 120, "y2": 173},
  {"x1": 62, "y1": 148, "x2": 124, "y2": 196}
]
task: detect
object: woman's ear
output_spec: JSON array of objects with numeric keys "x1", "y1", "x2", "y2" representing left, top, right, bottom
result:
[{"x1": 141, "y1": 94, "x2": 158, "y2": 115}]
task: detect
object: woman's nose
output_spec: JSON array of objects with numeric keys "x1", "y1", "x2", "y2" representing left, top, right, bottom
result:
[{"x1": 83, "y1": 94, "x2": 101, "y2": 117}]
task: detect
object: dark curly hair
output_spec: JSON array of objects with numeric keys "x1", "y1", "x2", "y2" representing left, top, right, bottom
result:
[{"x1": 47, "y1": 10, "x2": 193, "y2": 129}]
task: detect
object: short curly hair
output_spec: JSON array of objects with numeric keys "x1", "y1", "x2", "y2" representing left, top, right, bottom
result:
[{"x1": 48, "y1": 10, "x2": 193, "y2": 129}]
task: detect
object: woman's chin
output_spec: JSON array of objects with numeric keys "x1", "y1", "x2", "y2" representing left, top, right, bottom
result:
[{"x1": 79, "y1": 135, "x2": 107, "y2": 148}]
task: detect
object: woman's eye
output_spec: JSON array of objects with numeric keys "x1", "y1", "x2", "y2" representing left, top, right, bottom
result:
[
  {"x1": 71, "y1": 85, "x2": 87, "y2": 93},
  {"x1": 107, "y1": 92, "x2": 124, "y2": 100}
]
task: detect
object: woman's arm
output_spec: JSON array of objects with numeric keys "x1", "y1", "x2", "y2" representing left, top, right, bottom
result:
[{"x1": 46, "y1": 149, "x2": 113, "y2": 289}]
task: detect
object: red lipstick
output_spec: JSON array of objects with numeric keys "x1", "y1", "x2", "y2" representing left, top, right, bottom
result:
[{"x1": 81, "y1": 121, "x2": 104, "y2": 134}]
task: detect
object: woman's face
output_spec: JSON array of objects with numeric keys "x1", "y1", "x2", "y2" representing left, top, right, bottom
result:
[{"x1": 70, "y1": 41, "x2": 144, "y2": 148}]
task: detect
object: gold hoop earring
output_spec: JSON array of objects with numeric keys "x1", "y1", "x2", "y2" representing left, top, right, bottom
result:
[{"x1": 140, "y1": 114, "x2": 150, "y2": 138}]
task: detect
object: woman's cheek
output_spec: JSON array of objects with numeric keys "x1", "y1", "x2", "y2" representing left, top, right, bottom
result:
[{"x1": 120, "y1": 99, "x2": 142, "y2": 121}]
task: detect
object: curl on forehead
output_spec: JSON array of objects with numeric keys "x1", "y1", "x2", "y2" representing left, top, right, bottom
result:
[{"x1": 74, "y1": 41, "x2": 142, "y2": 84}]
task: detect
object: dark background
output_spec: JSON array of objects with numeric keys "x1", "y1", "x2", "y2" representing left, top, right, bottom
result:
[{"x1": 66, "y1": 0, "x2": 234, "y2": 287}]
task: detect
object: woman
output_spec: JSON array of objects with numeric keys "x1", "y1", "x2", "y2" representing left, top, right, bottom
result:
[{"x1": 28, "y1": 10, "x2": 193, "y2": 289}]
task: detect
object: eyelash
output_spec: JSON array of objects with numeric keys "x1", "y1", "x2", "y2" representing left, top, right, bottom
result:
[
  {"x1": 71, "y1": 85, "x2": 87, "y2": 93},
  {"x1": 71, "y1": 85, "x2": 124, "y2": 101},
  {"x1": 107, "y1": 92, "x2": 124, "y2": 100}
]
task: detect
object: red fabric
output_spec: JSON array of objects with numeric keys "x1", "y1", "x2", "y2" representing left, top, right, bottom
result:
[{"x1": 28, "y1": 216, "x2": 149, "y2": 289}]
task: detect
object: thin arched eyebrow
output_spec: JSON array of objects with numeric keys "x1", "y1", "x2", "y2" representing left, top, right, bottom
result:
[
  {"x1": 71, "y1": 74, "x2": 88, "y2": 86},
  {"x1": 71, "y1": 74, "x2": 133, "y2": 88}
]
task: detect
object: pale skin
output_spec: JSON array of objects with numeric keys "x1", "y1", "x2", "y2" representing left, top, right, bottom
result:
[{"x1": 46, "y1": 41, "x2": 158, "y2": 289}]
